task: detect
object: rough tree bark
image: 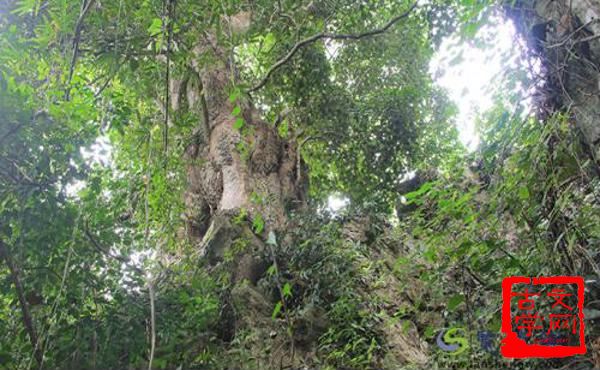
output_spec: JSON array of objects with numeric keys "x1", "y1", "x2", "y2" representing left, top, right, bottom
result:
[
  {"x1": 166, "y1": 28, "x2": 307, "y2": 350},
  {"x1": 164, "y1": 12, "x2": 428, "y2": 367},
  {"x1": 175, "y1": 31, "x2": 305, "y2": 248},
  {"x1": 508, "y1": 0, "x2": 600, "y2": 156},
  {"x1": 170, "y1": 29, "x2": 305, "y2": 264}
]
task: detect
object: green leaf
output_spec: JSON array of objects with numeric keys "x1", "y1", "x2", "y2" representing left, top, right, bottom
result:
[
  {"x1": 252, "y1": 214, "x2": 264, "y2": 234},
  {"x1": 282, "y1": 282, "x2": 292, "y2": 298},
  {"x1": 278, "y1": 119, "x2": 289, "y2": 138},
  {"x1": 424, "y1": 246, "x2": 437, "y2": 263},
  {"x1": 404, "y1": 181, "x2": 434, "y2": 200},
  {"x1": 153, "y1": 358, "x2": 167, "y2": 369},
  {"x1": 272, "y1": 301, "x2": 282, "y2": 319},
  {"x1": 462, "y1": 22, "x2": 479, "y2": 38},
  {"x1": 233, "y1": 118, "x2": 245, "y2": 130},
  {"x1": 232, "y1": 106, "x2": 241, "y2": 117},
  {"x1": 12, "y1": 0, "x2": 39, "y2": 16},
  {"x1": 518, "y1": 186, "x2": 529, "y2": 200},
  {"x1": 148, "y1": 18, "x2": 163, "y2": 36},
  {"x1": 447, "y1": 294, "x2": 464, "y2": 311},
  {"x1": 229, "y1": 88, "x2": 240, "y2": 103},
  {"x1": 424, "y1": 325, "x2": 435, "y2": 338}
]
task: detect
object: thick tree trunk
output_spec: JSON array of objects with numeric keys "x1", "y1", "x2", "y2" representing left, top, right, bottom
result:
[
  {"x1": 176, "y1": 33, "x2": 305, "y2": 246},
  {"x1": 168, "y1": 31, "x2": 306, "y2": 350},
  {"x1": 507, "y1": 0, "x2": 600, "y2": 280},
  {"x1": 508, "y1": 0, "x2": 600, "y2": 156}
]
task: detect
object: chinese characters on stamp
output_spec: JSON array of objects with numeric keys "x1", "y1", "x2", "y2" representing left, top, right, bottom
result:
[{"x1": 501, "y1": 276, "x2": 586, "y2": 358}]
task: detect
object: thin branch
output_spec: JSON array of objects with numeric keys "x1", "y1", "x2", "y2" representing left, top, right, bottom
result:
[
  {"x1": 573, "y1": 33, "x2": 600, "y2": 45},
  {"x1": 163, "y1": 0, "x2": 175, "y2": 158},
  {"x1": 83, "y1": 222, "x2": 143, "y2": 275},
  {"x1": 248, "y1": 2, "x2": 418, "y2": 92},
  {"x1": 93, "y1": 65, "x2": 122, "y2": 99},
  {"x1": 65, "y1": 0, "x2": 96, "y2": 100},
  {"x1": 545, "y1": 19, "x2": 598, "y2": 49},
  {"x1": 0, "y1": 239, "x2": 43, "y2": 367}
]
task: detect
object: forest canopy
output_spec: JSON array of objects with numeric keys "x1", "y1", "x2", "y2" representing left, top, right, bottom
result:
[{"x1": 1, "y1": 0, "x2": 600, "y2": 369}]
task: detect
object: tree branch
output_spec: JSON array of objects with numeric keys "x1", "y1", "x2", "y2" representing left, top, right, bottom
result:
[
  {"x1": 163, "y1": 0, "x2": 176, "y2": 158},
  {"x1": 65, "y1": 0, "x2": 96, "y2": 100},
  {"x1": 248, "y1": 2, "x2": 418, "y2": 93},
  {"x1": 0, "y1": 239, "x2": 43, "y2": 367},
  {"x1": 83, "y1": 222, "x2": 143, "y2": 275}
]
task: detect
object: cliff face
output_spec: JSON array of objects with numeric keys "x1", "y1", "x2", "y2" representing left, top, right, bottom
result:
[{"x1": 509, "y1": 0, "x2": 600, "y2": 157}]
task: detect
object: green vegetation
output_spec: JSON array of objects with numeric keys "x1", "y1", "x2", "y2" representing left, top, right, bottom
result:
[{"x1": 1, "y1": 0, "x2": 599, "y2": 369}]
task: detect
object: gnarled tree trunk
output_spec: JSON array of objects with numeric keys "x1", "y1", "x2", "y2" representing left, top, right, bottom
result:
[
  {"x1": 508, "y1": 0, "x2": 600, "y2": 157},
  {"x1": 167, "y1": 30, "x2": 307, "y2": 354},
  {"x1": 175, "y1": 33, "x2": 305, "y2": 245}
]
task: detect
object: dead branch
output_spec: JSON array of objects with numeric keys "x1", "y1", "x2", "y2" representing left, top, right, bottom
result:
[{"x1": 545, "y1": 19, "x2": 599, "y2": 49}]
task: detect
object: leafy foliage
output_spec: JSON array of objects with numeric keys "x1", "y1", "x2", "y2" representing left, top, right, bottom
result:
[{"x1": 1, "y1": 0, "x2": 598, "y2": 369}]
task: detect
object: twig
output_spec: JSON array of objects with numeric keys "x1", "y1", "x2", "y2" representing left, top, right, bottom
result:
[
  {"x1": 93, "y1": 65, "x2": 122, "y2": 99},
  {"x1": 248, "y1": 2, "x2": 418, "y2": 92},
  {"x1": 465, "y1": 265, "x2": 486, "y2": 287},
  {"x1": 545, "y1": 19, "x2": 599, "y2": 49},
  {"x1": 83, "y1": 222, "x2": 143, "y2": 275},
  {"x1": 65, "y1": 0, "x2": 96, "y2": 100},
  {"x1": 573, "y1": 33, "x2": 600, "y2": 45}
]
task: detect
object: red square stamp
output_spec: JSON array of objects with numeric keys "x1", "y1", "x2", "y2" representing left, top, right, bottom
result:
[{"x1": 501, "y1": 276, "x2": 586, "y2": 358}]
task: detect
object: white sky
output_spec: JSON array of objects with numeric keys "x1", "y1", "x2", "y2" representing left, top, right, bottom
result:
[
  {"x1": 65, "y1": 135, "x2": 112, "y2": 198},
  {"x1": 429, "y1": 15, "x2": 521, "y2": 151},
  {"x1": 327, "y1": 194, "x2": 350, "y2": 213},
  {"x1": 80, "y1": 135, "x2": 112, "y2": 166}
]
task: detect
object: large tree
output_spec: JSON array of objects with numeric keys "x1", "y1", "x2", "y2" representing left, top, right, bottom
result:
[
  {"x1": 0, "y1": 1, "x2": 466, "y2": 367},
  {"x1": 5, "y1": 0, "x2": 600, "y2": 369}
]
